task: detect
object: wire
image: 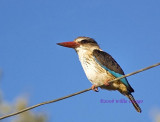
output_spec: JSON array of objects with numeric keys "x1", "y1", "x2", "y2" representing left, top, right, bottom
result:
[{"x1": 0, "y1": 62, "x2": 159, "y2": 120}]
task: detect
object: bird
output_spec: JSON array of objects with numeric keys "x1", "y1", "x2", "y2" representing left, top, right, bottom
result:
[{"x1": 57, "y1": 36, "x2": 141, "y2": 113}]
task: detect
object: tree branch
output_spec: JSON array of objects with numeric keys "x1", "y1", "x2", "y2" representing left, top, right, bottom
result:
[{"x1": 0, "y1": 62, "x2": 160, "y2": 120}]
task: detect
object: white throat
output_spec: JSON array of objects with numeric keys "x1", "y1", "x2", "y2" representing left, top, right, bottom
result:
[{"x1": 75, "y1": 46, "x2": 107, "y2": 86}]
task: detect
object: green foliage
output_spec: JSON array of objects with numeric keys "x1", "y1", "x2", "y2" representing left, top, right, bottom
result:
[{"x1": 0, "y1": 95, "x2": 48, "y2": 122}]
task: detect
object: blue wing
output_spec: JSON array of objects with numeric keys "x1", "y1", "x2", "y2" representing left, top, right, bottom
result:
[{"x1": 93, "y1": 49, "x2": 134, "y2": 92}]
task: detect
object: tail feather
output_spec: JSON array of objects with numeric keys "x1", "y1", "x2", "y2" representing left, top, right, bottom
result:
[{"x1": 126, "y1": 94, "x2": 142, "y2": 113}]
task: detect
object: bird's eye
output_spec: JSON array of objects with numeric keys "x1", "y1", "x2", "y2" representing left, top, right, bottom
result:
[{"x1": 81, "y1": 40, "x2": 88, "y2": 44}]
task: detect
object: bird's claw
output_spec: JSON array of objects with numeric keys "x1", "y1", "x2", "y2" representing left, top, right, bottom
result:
[
  {"x1": 91, "y1": 85, "x2": 99, "y2": 92},
  {"x1": 104, "y1": 79, "x2": 110, "y2": 86}
]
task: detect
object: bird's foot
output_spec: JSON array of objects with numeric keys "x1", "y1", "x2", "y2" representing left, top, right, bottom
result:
[
  {"x1": 91, "y1": 84, "x2": 99, "y2": 92},
  {"x1": 104, "y1": 79, "x2": 110, "y2": 86}
]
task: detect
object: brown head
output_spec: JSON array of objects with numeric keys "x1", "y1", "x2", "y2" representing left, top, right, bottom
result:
[{"x1": 57, "y1": 37, "x2": 99, "y2": 52}]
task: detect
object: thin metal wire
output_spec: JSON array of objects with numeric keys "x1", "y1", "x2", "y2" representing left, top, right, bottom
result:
[{"x1": 0, "y1": 62, "x2": 159, "y2": 120}]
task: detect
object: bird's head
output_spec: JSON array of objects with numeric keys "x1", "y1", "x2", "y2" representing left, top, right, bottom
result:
[{"x1": 57, "y1": 37, "x2": 100, "y2": 52}]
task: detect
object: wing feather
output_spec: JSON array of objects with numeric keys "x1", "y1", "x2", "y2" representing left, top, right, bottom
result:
[{"x1": 93, "y1": 49, "x2": 134, "y2": 92}]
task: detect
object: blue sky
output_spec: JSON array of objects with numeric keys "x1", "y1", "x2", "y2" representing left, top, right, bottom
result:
[{"x1": 0, "y1": 0, "x2": 160, "y2": 121}]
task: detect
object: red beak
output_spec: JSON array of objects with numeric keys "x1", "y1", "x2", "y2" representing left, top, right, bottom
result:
[{"x1": 57, "y1": 41, "x2": 80, "y2": 48}]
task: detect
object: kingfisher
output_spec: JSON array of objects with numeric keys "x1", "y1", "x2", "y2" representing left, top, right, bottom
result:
[{"x1": 57, "y1": 36, "x2": 141, "y2": 113}]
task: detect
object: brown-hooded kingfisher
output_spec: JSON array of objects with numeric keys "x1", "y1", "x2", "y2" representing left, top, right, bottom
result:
[{"x1": 57, "y1": 36, "x2": 141, "y2": 113}]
